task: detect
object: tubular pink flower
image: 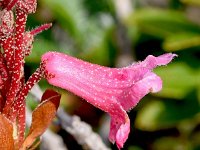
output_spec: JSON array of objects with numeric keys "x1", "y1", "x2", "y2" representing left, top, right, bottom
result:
[{"x1": 41, "y1": 52, "x2": 176, "y2": 149}]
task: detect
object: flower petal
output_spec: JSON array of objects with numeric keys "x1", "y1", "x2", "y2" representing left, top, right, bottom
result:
[
  {"x1": 117, "y1": 53, "x2": 176, "y2": 111},
  {"x1": 118, "y1": 72, "x2": 162, "y2": 111},
  {"x1": 132, "y1": 53, "x2": 177, "y2": 69},
  {"x1": 41, "y1": 52, "x2": 176, "y2": 149},
  {"x1": 109, "y1": 105, "x2": 130, "y2": 149},
  {"x1": 42, "y1": 52, "x2": 150, "y2": 89}
]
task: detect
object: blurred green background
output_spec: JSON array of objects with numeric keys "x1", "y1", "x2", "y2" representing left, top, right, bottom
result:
[{"x1": 26, "y1": 0, "x2": 200, "y2": 149}]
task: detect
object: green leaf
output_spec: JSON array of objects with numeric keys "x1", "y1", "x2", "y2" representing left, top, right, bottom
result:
[
  {"x1": 135, "y1": 91, "x2": 200, "y2": 131},
  {"x1": 40, "y1": 0, "x2": 114, "y2": 66},
  {"x1": 163, "y1": 33, "x2": 200, "y2": 52},
  {"x1": 41, "y1": 0, "x2": 86, "y2": 38},
  {"x1": 126, "y1": 8, "x2": 200, "y2": 38},
  {"x1": 152, "y1": 136, "x2": 191, "y2": 150},
  {"x1": 181, "y1": 0, "x2": 200, "y2": 6},
  {"x1": 154, "y1": 62, "x2": 200, "y2": 99},
  {"x1": 128, "y1": 146, "x2": 143, "y2": 150},
  {"x1": 26, "y1": 39, "x2": 58, "y2": 63}
]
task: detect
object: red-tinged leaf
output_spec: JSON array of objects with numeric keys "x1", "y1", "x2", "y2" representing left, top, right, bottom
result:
[
  {"x1": 21, "y1": 89, "x2": 61, "y2": 150},
  {"x1": 41, "y1": 89, "x2": 60, "y2": 104},
  {"x1": 0, "y1": 114, "x2": 14, "y2": 150}
]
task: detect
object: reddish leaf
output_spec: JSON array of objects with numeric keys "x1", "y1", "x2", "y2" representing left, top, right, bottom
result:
[
  {"x1": 41, "y1": 89, "x2": 60, "y2": 105},
  {"x1": 21, "y1": 89, "x2": 61, "y2": 150},
  {"x1": 0, "y1": 114, "x2": 14, "y2": 150}
]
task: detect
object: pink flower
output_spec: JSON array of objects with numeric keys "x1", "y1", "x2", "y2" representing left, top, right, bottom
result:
[{"x1": 41, "y1": 52, "x2": 176, "y2": 149}]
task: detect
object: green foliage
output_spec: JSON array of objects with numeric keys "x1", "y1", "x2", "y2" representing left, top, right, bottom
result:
[
  {"x1": 182, "y1": 0, "x2": 200, "y2": 6},
  {"x1": 126, "y1": 8, "x2": 200, "y2": 52},
  {"x1": 136, "y1": 90, "x2": 199, "y2": 131},
  {"x1": 26, "y1": 39, "x2": 58, "y2": 63},
  {"x1": 155, "y1": 62, "x2": 200, "y2": 99},
  {"x1": 39, "y1": 0, "x2": 115, "y2": 65}
]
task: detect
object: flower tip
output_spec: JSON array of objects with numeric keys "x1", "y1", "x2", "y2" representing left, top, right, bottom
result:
[
  {"x1": 157, "y1": 53, "x2": 177, "y2": 65},
  {"x1": 164, "y1": 53, "x2": 178, "y2": 59},
  {"x1": 115, "y1": 122, "x2": 130, "y2": 149},
  {"x1": 48, "y1": 23, "x2": 53, "y2": 27}
]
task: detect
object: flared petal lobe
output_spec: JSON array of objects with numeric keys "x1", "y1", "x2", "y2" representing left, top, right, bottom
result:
[{"x1": 41, "y1": 52, "x2": 176, "y2": 149}]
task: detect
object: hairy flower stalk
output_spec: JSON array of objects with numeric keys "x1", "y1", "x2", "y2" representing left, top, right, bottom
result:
[
  {"x1": 42, "y1": 52, "x2": 176, "y2": 149},
  {"x1": 0, "y1": 0, "x2": 55, "y2": 148},
  {"x1": 3, "y1": 8, "x2": 28, "y2": 112}
]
